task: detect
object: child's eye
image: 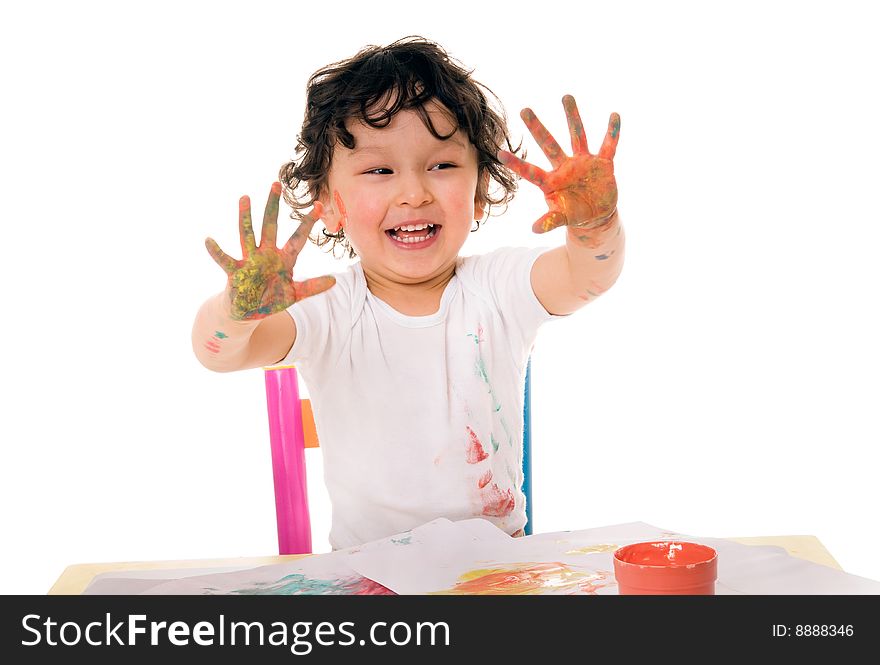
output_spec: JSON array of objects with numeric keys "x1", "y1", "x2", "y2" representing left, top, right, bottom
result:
[
  {"x1": 430, "y1": 163, "x2": 456, "y2": 171},
  {"x1": 364, "y1": 168, "x2": 393, "y2": 175}
]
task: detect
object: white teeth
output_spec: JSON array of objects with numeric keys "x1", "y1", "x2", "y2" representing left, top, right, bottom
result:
[
  {"x1": 390, "y1": 225, "x2": 438, "y2": 244},
  {"x1": 393, "y1": 223, "x2": 433, "y2": 232}
]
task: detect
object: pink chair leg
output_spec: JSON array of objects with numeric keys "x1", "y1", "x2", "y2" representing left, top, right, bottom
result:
[{"x1": 264, "y1": 366, "x2": 312, "y2": 554}]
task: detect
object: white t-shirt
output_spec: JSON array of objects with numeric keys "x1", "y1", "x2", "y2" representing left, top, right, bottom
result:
[{"x1": 284, "y1": 246, "x2": 557, "y2": 549}]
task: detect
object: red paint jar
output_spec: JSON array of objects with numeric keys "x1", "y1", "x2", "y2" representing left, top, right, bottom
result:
[{"x1": 613, "y1": 541, "x2": 718, "y2": 595}]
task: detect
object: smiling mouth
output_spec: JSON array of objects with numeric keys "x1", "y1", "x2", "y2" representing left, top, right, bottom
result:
[{"x1": 386, "y1": 223, "x2": 440, "y2": 245}]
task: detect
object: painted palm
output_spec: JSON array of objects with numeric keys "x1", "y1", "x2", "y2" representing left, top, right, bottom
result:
[
  {"x1": 205, "y1": 182, "x2": 335, "y2": 320},
  {"x1": 499, "y1": 95, "x2": 620, "y2": 233}
]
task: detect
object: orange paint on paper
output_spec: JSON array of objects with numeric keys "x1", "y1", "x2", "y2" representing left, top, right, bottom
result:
[
  {"x1": 429, "y1": 562, "x2": 611, "y2": 595},
  {"x1": 564, "y1": 543, "x2": 619, "y2": 555}
]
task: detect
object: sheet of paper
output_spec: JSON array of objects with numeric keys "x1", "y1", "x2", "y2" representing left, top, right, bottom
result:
[
  {"x1": 347, "y1": 521, "x2": 880, "y2": 595},
  {"x1": 81, "y1": 519, "x2": 880, "y2": 595},
  {"x1": 692, "y1": 537, "x2": 880, "y2": 595},
  {"x1": 346, "y1": 520, "x2": 676, "y2": 595},
  {"x1": 84, "y1": 518, "x2": 503, "y2": 595},
  {"x1": 83, "y1": 565, "x2": 265, "y2": 595},
  {"x1": 138, "y1": 550, "x2": 394, "y2": 595}
]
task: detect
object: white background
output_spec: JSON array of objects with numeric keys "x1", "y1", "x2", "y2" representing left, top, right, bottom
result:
[{"x1": 1, "y1": 0, "x2": 878, "y2": 594}]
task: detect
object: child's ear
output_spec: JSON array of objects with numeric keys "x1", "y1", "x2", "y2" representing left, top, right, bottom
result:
[
  {"x1": 474, "y1": 197, "x2": 486, "y2": 221},
  {"x1": 317, "y1": 192, "x2": 344, "y2": 233},
  {"x1": 474, "y1": 172, "x2": 490, "y2": 220}
]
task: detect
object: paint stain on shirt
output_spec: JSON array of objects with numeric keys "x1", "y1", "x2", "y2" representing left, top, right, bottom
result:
[
  {"x1": 478, "y1": 469, "x2": 493, "y2": 489},
  {"x1": 465, "y1": 426, "x2": 489, "y2": 464},
  {"x1": 481, "y1": 483, "x2": 515, "y2": 517}
]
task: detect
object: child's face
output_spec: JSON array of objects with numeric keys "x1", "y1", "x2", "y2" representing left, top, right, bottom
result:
[{"x1": 321, "y1": 100, "x2": 484, "y2": 285}]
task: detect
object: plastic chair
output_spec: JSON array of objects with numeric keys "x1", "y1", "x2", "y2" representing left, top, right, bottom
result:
[
  {"x1": 264, "y1": 360, "x2": 534, "y2": 555},
  {"x1": 263, "y1": 365, "x2": 318, "y2": 555}
]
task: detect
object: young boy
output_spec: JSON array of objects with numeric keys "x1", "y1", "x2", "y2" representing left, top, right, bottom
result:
[{"x1": 192, "y1": 37, "x2": 623, "y2": 550}]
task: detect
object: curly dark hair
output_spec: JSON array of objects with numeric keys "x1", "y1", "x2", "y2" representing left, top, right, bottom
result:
[{"x1": 278, "y1": 36, "x2": 522, "y2": 258}]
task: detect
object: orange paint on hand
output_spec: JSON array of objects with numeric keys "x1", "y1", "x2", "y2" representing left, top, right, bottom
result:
[{"x1": 499, "y1": 95, "x2": 620, "y2": 233}]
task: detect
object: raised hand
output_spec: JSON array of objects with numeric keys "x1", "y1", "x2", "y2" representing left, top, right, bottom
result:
[
  {"x1": 499, "y1": 95, "x2": 620, "y2": 233},
  {"x1": 205, "y1": 182, "x2": 335, "y2": 320}
]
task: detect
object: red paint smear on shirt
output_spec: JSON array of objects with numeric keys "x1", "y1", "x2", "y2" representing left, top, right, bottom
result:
[
  {"x1": 465, "y1": 427, "x2": 489, "y2": 464},
  {"x1": 482, "y1": 483, "x2": 515, "y2": 517},
  {"x1": 478, "y1": 469, "x2": 493, "y2": 489}
]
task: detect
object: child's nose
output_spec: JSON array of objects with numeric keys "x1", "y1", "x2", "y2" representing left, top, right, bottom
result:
[{"x1": 395, "y1": 170, "x2": 433, "y2": 207}]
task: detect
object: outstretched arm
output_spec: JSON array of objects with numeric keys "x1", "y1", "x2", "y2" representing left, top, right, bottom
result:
[
  {"x1": 192, "y1": 182, "x2": 335, "y2": 372},
  {"x1": 500, "y1": 95, "x2": 624, "y2": 315}
]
